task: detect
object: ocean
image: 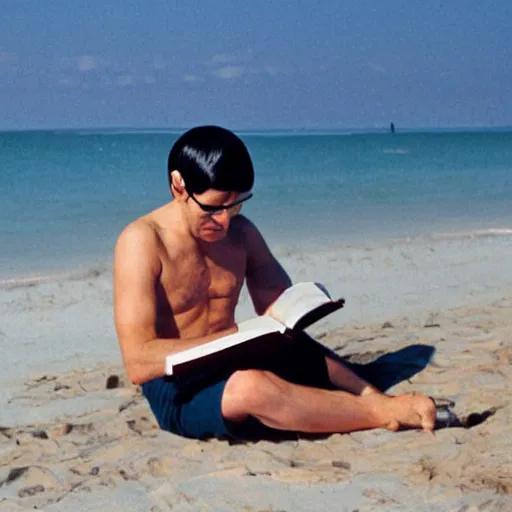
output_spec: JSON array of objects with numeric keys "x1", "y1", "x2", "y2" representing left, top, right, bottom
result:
[{"x1": 2, "y1": 128, "x2": 512, "y2": 281}]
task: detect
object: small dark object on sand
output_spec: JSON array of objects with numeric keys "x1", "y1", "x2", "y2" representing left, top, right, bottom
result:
[{"x1": 106, "y1": 375, "x2": 120, "y2": 389}]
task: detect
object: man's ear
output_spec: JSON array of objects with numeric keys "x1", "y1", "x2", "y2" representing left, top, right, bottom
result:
[{"x1": 170, "y1": 170, "x2": 187, "y2": 198}]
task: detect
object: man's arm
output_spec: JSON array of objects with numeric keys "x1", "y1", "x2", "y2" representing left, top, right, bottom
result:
[
  {"x1": 113, "y1": 223, "x2": 236, "y2": 385},
  {"x1": 239, "y1": 217, "x2": 292, "y2": 315},
  {"x1": 238, "y1": 217, "x2": 381, "y2": 396}
]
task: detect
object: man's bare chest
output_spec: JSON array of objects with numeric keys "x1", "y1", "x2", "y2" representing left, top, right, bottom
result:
[{"x1": 157, "y1": 243, "x2": 247, "y2": 315}]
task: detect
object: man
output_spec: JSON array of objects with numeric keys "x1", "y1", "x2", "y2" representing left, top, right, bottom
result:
[{"x1": 114, "y1": 125, "x2": 436, "y2": 440}]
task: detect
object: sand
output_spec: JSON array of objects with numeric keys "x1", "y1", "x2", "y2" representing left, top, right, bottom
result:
[{"x1": 1, "y1": 232, "x2": 512, "y2": 511}]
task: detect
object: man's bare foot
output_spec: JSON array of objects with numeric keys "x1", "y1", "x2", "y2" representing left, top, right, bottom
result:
[
  {"x1": 382, "y1": 393, "x2": 436, "y2": 432},
  {"x1": 360, "y1": 384, "x2": 384, "y2": 397}
]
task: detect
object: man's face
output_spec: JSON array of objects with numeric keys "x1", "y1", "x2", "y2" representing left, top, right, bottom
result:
[{"x1": 186, "y1": 189, "x2": 252, "y2": 242}]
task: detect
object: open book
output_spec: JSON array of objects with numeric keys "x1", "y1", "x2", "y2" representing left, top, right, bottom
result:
[{"x1": 165, "y1": 282, "x2": 345, "y2": 376}]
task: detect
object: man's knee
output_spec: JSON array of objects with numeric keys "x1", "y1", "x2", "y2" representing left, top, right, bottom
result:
[{"x1": 221, "y1": 369, "x2": 280, "y2": 421}]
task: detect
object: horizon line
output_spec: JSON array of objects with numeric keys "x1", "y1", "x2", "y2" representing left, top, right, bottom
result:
[{"x1": 1, "y1": 124, "x2": 512, "y2": 135}]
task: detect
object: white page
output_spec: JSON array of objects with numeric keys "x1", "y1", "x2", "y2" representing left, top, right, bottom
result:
[
  {"x1": 237, "y1": 315, "x2": 284, "y2": 332},
  {"x1": 165, "y1": 317, "x2": 286, "y2": 375},
  {"x1": 268, "y1": 282, "x2": 332, "y2": 330}
]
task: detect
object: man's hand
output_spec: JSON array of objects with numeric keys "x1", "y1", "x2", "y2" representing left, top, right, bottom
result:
[
  {"x1": 225, "y1": 324, "x2": 239, "y2": 336},
  {"x1": 263, "y1": 303, "x2": 277, "y2": 319}
]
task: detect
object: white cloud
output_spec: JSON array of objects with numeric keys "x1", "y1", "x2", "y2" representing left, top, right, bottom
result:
[
  {"x1": 212, "y1": 65, "x2": 245, "y2": 79},
  {"x1": 211, "y1": 54, "x2": 237, "y2": 65},
  {"x1": 62, "y1": 55, "x2": 106, "y2": 73},
  {"x1": 263, "y1": 65, "x2": 279, "y2": 76},
  {"x1": 368, "y1": 61, "x2": 386, "y2": 73},
  {"x1": 205, "y1": 53, "x2": 280, "y2": 81},
  {"x1": 246, "y1": 65, "x2": 280, "y2": 76},
  {"x1": 183, "y1": 74, "x2": 203, "y2": 82},
  {"x1": 77, "y1": 55, "x2": 97, "y2": 72},
  {"x1": 117, "y1": 74, "x2": 136, "y2": 86},
  {"x1": 57, "y1": 76, "x2": 77, "y2": 87},
  {"x1": 152, "y1": 56, "x2": 166, "y2": 70},
  {"x1": 0, "y1": 51, "x2": 17, "y2": 64}
]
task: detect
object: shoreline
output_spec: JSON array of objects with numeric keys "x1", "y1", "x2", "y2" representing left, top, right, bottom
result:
[
  {"x1": 2, "y1": 224, "x2": 512, "y2": 286},
  {"x1": 1, "y1": 229, "x2": 512, "y2": 389}
]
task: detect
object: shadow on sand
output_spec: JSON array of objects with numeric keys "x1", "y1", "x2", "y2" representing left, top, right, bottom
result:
[
  {"x1": 341, "y1": 343, "x2": 436, "y2": 392},
  {"x1": 243, "y1": 344, "x2": 497, "y2": 443},
  {"x1": 341, "y1": 344, "x2": 498, "y2": 430}
]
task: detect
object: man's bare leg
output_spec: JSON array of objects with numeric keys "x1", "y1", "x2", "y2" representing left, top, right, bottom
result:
[
  {"x1": 221, "y1": 369, "x2": 436, "y2": 434},
  {"x1": 325, "y1": 355, "x2": 382, "y2": 396},
  {"x1": 296, "y1": 334, "x2": 383, "y2": 396}
]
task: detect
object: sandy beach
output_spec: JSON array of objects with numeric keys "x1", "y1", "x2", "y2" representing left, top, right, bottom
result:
[{"x1": 2, "y1": 232, "x2": 512, "y2": 511}]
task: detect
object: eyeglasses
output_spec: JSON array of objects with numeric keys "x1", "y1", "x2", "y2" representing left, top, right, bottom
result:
[{"x1": 189, "y1": 192, "x2": 253, "y2": 216}]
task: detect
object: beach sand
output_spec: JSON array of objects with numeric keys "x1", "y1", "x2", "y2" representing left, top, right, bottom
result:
[{"x1": 1, "y1": 233, "x2": 512, "y2": 511}]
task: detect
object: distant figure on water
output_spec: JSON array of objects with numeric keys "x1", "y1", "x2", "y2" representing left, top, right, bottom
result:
[{"x1": 390, "y1": 122, "x2": 396, "y2": 134}]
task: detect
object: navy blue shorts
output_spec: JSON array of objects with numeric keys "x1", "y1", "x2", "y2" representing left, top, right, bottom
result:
[{"x1": 141, "y1": 333, "x2": 335, "y2": 441}]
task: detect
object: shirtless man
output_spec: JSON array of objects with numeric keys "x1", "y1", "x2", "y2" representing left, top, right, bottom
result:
[{"x1": 114, "y1": 125, "x2": 436, "y2": 440}]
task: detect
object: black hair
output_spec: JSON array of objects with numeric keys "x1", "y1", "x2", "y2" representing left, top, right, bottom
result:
[{"x1": 167, "y1": 125, "x2": 254, "y2": 195}]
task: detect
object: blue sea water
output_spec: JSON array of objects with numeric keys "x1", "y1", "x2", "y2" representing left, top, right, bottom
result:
[{"x1": 1, "y1": 128, "x2": 512, "y2": 280}]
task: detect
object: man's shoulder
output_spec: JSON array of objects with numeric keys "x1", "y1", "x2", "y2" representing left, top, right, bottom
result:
[
  {"x1": 116, "y1": 203, "x2": 176, "y2": 245},
  {"x1": 229, "y1": 215, "x2": 267, "y2": 247},
  {"x1": 114, "y1": 215, "x2": 168, "y2": 269},
  {"x1": 229, "y1": 214, "x2": 260, "y2": 239},
  {"x1": 115, "y1": 210, "x2": 184, "y2": 270},
  {"x1": 116, "y1": 217, "x2": 161, "y2": 250}
]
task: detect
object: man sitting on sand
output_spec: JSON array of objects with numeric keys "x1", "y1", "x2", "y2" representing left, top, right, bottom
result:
[{"x1": 113, "y1": 125, "x2": 436, "y2": 440}]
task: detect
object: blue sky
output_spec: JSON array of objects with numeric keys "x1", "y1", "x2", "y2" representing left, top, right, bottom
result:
[{"x1": 1, "y1": 0, "x2": 511, "y2": 130}]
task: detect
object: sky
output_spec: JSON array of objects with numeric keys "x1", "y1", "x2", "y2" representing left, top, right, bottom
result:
[{"x1": 0, "y1": 0, "x2": 511, "y2": 130}]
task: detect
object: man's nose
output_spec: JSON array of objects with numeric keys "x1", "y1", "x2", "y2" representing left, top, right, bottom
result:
[{"x1": 212, "y1": 209, "x2": 231, "y2": 229}]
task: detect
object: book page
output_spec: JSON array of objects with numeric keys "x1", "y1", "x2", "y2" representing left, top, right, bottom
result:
[
  {"x1": 267, "y1": 282, "x2": 336, "y2": 330},
  {"x1": 237, "y1": 315, "x2": 284, "y2": 333},
  {"x1": 165, "y1": 316, "x2": 285, "y2": 376}
]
